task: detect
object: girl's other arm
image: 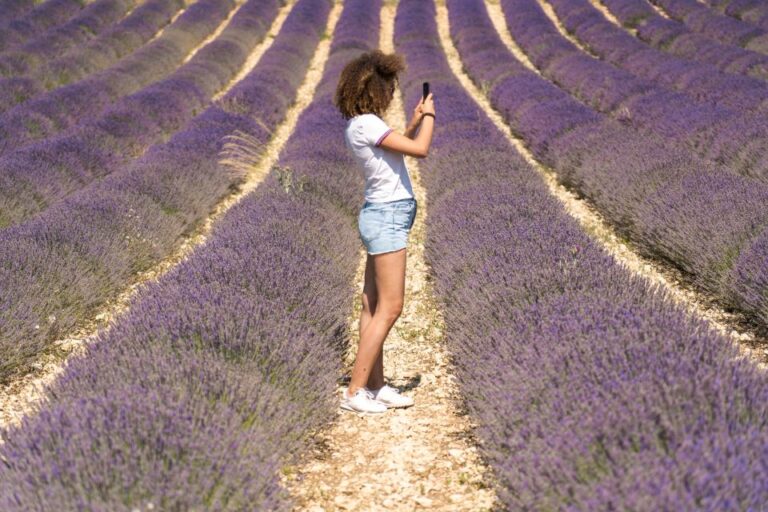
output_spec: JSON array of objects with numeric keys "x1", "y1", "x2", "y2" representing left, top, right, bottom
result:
[{"x1": 404, "y1": 120, "x2": 419, "y2": 139}]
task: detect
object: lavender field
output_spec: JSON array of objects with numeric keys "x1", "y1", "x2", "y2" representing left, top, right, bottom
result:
[{"x1": 1, "y1": 0, "x2": 767, "y2": 509}]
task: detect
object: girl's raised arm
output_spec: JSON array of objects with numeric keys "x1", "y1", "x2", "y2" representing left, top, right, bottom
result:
[{"x1": 380, "y1": 93, "x2": 435, "y2": 158}]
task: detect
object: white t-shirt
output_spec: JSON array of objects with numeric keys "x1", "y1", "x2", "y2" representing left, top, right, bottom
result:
[{"x1": 343, "y1": 113, "x2": 415, "y2": 203}]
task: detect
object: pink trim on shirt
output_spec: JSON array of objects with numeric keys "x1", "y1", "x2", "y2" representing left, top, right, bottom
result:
[{"x1": 375, "y1": 128, "x2": 393, "y2": 146}]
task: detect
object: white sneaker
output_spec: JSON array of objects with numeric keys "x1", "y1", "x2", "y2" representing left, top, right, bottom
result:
[
  {"x1": 340, "y1": 387, "x2": 388, "y2": 413},
  {"x1": 369, "y1": 384, "x2": 414, "y2": 408}
]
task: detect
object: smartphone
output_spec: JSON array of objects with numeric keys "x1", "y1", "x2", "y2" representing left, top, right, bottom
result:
[{"x1": 422, "y1": 81, "x2": 430, "y2": 101}]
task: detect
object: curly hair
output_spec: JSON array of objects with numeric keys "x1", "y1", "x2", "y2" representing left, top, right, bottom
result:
[{"x1": 334, "y1": 49, "x2": 406, "y2": 120}]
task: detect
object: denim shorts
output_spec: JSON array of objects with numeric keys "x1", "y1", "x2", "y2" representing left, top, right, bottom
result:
[{"x1": 358, "y1": 197, "x2": 418, "y2": 255}]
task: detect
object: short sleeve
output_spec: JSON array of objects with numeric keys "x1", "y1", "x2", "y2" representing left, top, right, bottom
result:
[{"x1": 359, "y1": 114, "x2": 393, "y2": 147}]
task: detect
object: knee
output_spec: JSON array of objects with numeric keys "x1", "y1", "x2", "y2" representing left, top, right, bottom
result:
[{"x1": 378, "y1": 300, "x2": 403, "y2": 323}]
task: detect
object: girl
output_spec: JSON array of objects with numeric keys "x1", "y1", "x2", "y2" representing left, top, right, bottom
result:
[{"x1": 334, "y1": 49, "x2": 435, "y2": 413}]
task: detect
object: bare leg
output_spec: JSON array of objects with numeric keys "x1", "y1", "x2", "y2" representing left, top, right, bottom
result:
[
  {"x1": 359, "y1": 254, "x2": 385, "y2": 390},
  {"x1": 348, "y1": 248, "x2": 406, "y2": 397}
]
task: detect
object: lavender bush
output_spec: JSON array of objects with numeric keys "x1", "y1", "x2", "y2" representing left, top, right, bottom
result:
[
  {"x1": 0, "y1": 0, "x2": 233, "y2": 156},
  {"x1": 0, "y1": 0, "x2": 381, "y2": 508},
  {"x1": 598, "y1": 0, "x2": 663, "y2": 26},
  {"x1": 396, "y1": 0, "x2": 768, "y2": 508},
  {"x1": 0, "y1": 0, "x2": 87, "y2": 52},
  {"x1": 0, "y1": 0, "x2": 38, "y2": 27},
  {"x1": 0, "y1": 0, "x2": 137, "y2": 78},
  {"x1": 0, "y1": 0, "x2": 186, "y2": 112},
  {"x1": 705, "y1": 0, "x2": 768, "y2": 30}
]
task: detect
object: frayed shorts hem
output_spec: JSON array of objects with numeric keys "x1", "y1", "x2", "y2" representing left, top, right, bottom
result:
[{"x1": 367, "y1": 245, "x2": 407, "y2": 256}]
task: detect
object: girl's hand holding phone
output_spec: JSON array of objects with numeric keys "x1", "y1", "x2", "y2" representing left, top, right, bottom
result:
[
  {"x1": 405, "y1": 92, "x2": 434, "y2": 139},
  {"x1": 411, "y1": 93, "x2": 434, "y2": 123},
  {"x1": 421, "y1": 92, "x2": 435, "y2": 117},
  {"x1": 388, "y1": 92, "x2": 436, "y2": 156}
]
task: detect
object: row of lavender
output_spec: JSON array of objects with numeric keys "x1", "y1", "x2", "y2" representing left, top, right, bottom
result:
[
  {"x1": 0, "y1": 0, "x2": 378, "y2": 507},
  {"x1": 504, "y1": 0, "x2": 768, "y2": 185},
  {"x1": 549, "y1": 0, "x2": 768, "y2": 102},
  {"x1": 597, "y1": 0, "x2": 768, "y2": 79},
  {"x1": 543, "y1": 0, "x2": 768, "y2": 168},
  {"x1": 0, "y1": 0, "x2": 87, "y2": 52},
  {"x1": 461, "y1": 0, "x2": 768, "y2": 345},
  {"x1": 0, "y1": 0, "x2": 138, "y2": 79},
  {"x1": 397, "y1": 0, "x2": 768, "y2": 507},
  {"x1": 647, "y1": 0, "x2": 768, "y2": 51},
  {"x1": 496, "y1": 0, "x2": 768, "y2": 330},
  {"x1": 0, "y1": 0, "x2": 287, "y2": 383},
  {"x1": 0, "y1": 0, "x2": 38, "y2": 26},
  {"x1": 0, "y1": 0, "x2": 185, "y2": 112},
  {"x1": 0, "y1": 0, "x2": 242, "y2": 228},
  {"x1": 0, "y1": 0, "x2": 226, "y2": 157},
  {"x1": 704, "y1": 0, "x2": 768, "y2": 29}
]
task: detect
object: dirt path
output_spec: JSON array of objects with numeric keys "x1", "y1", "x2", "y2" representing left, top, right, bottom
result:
[
  {"x1": 449, "y1": 1, "x2": 767, "y2": 367},
  {"x1": 588, "y1": 0, "x2": 639, "y2": 35},
  {"x1": 182, "y1": 0, "x2": 245, "y2": 65},
  {"x1": 213, "y1": 0, "x2": 295, "y2": 101},
  {"x1": 147, "y1": 2, "x2": 189, "y2": 44},
  {"x1": 645, "y1": 0, "x2": 673, "y2": 19},
  {"x1": 537, "y1": 0, "x2": 609, "y2": 60},
  {"x1": 0, "y1": 0, "x2": 338, "y2": 435},
  {"x1": 279, "y1": 2, "x2": 501, "y2": 510}
]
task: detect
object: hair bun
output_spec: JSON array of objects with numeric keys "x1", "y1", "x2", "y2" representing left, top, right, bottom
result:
[{"x1": 370, "y1": 49, "x2": 405, "y2": 78}]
